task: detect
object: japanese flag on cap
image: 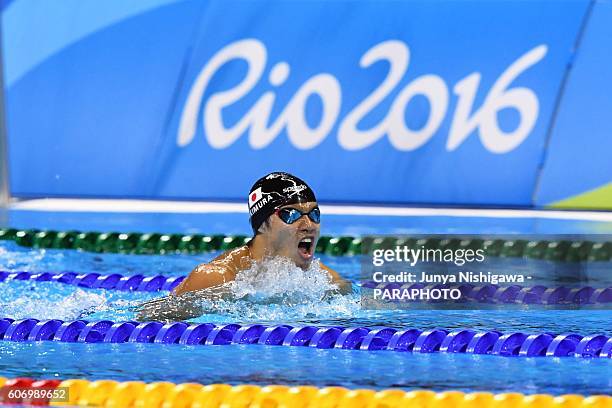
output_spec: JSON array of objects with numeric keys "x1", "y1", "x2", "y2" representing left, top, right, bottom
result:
[{"x1": 248, "y1": 187, "x2": 263, "y2": 209}]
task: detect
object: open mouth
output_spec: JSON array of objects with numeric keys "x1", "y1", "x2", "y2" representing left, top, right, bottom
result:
[{"x1": 297, "y1": 237, "x2": 314, "y2": 259}]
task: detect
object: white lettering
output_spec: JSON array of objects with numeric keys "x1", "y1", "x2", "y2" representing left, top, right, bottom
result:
[
  {"x1": 447, "y1": 45, "x2": 547, "y2": 153},
  {"x1": 337, "y1": 40, "x2": 408, "y2": 150},
  {"x1": 387, "y1": 74, "x2": 448, "y2": 150},
  {"x1": 178, "y1": 39, "x2": 267, "y2": 148},
  {"x1": 178, "y1": 40, "x2": 547, "y2": 154},
  {"x1": 373, "y1": 287, "x2": 462, "y2": 300}
]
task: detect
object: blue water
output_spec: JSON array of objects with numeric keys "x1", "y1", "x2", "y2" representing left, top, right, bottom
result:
[
  {"x1": 0, "y1": 240, "x2": 611, "y2": 394},
  {"x1": 0, "y1": 342, "x2": 610, "y2": 395}
]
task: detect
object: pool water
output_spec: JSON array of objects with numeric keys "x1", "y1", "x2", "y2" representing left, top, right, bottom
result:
[
  {"x1": 0, "y1": 341, "x2": 610, "y2": 395},
  {"x1": 0, "y1": 240, "x2": 610, "y2": 394}
]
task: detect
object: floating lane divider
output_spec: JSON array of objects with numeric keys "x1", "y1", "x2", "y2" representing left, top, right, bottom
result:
[
  {"x1": 0, "y1": 270, "x2": 185, "y2": 292},
  {"x1": 362, "y1": 281, "x2": 612, "y2": 305},
  {"x1": 1, "y1": 228, "x2": 612, "y2": 260},
  {"x1": 2, "y1": 270, "x2": 611, "y2": 305},
  {"x1": 1, "y1": 318, "x2": 611, "y2": 358},
  {"x1": 0, "y1": 377, "x2": 609, "y2": 408}
]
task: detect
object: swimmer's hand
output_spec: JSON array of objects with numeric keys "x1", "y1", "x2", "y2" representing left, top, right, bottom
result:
[
  {"x1": 318, "y1": 262, "x2": 352, "y2": 295},
  {"x1": 321, "y1": 280, "x2": 353, "y2": 300},
  {"x1": 335, "y1": 280, "x2": 353, "y2": 295}
]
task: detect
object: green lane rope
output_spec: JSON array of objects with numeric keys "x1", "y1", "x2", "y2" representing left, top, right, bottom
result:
[{"x1": 0, "y1": 228, "x2": 610, "y2": 260}]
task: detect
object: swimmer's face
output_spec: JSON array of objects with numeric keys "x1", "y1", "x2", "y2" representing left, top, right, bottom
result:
[{"x1": 262, "y1": 202, "x2": 320, "y2": 269}]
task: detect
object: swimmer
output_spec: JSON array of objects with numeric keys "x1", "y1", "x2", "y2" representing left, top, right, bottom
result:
[{"x1": 136, "y1": 172, "x2": 351, "y2": 321}]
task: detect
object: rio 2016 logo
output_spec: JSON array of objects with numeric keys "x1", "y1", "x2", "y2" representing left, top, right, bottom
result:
[{"x1": 178, "y1": 39, "x2": 546, "y2": 154}]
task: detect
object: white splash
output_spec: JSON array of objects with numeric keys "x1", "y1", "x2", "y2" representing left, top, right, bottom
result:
[
  {"x1": 2, "y1": 288, "x2": 108, "y2": 320},
  {"x1": 189, "y1": 257, "x2": 360, "y2": 322},
  {"x1": 231, "y1": 257, "x2": 338, "y2": 303}
]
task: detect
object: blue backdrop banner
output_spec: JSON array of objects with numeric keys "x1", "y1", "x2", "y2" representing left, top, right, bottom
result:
[
  {"x1": 535, "y1": 1, "x2": 612, "y2": 209},
  {"x1": 3, "y1": 0, "x2": 590, "y2": 205}
]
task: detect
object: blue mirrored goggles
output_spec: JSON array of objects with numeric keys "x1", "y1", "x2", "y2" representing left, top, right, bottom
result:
[{"x1": 275, "y1": 206, "x2": 321, "y2": 224}]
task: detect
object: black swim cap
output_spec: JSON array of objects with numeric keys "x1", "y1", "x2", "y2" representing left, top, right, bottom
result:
[{"x1": 248, "y1": 172, "x2": 317, "y2": 234}]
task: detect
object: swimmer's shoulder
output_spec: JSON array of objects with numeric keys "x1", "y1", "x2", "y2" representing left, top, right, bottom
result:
[
  {"x1": 173, "y1": 245, "x2": 252, "y2": 295},
  {"x1": 210, "y1": 245, "x2": 252, "y2": 271}
]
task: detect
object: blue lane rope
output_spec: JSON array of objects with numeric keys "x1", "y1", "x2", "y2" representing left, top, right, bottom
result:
[
  {"x1": 0, "y1": 270, "x2": 185, "y2": 292},
  {"x1": 361, "y1": 281, "x2": 612, "y2": 305},
  {"x1": 1, "y1": 271, "x2": 611, "y2": 305},
  {"x1": 0, "y1": 318, "x2": 610, "y2": 358},
  {"x1": 2, "y1": 270, "x2": 611, "y2": 306}
]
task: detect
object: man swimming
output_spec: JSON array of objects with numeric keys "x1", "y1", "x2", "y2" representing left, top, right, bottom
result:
[
  {"x1": 174, "y1": 171, "x2": 350, "y2": 295},
  {"x1": 137, "y1": 172, "x2": 351, "y2": 320}
]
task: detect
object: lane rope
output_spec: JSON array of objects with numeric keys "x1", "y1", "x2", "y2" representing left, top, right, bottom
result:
[
  {"x1": 1, "y1": 228, "x2": 611, "y2": 260},
  {"x1": 0, "y1": 270, "x2": 185, "y2": 292},
  {"x1": 0, "y1": 376, "x2": 609, "y2": 407},
  {"x1": 2, "y1": 270, "x2": 610, "y2": 306},
  {"x1": 1, "y1": 318, "x2": 611, "y2": 358}
]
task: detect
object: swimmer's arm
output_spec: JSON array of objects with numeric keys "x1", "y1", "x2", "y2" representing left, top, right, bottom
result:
[
  {"x1": 173, "y1": 263, "x2": 235, "y2": 296},
  {"x1": 136, "y1": 282, "x2": 238, "y2": 322},
  {"x1": 135, "y1": 295, "x2": 203, "y2": 322},
  {"x1": 320, "y1": 263, "x2": 353, "y2": 294}
]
